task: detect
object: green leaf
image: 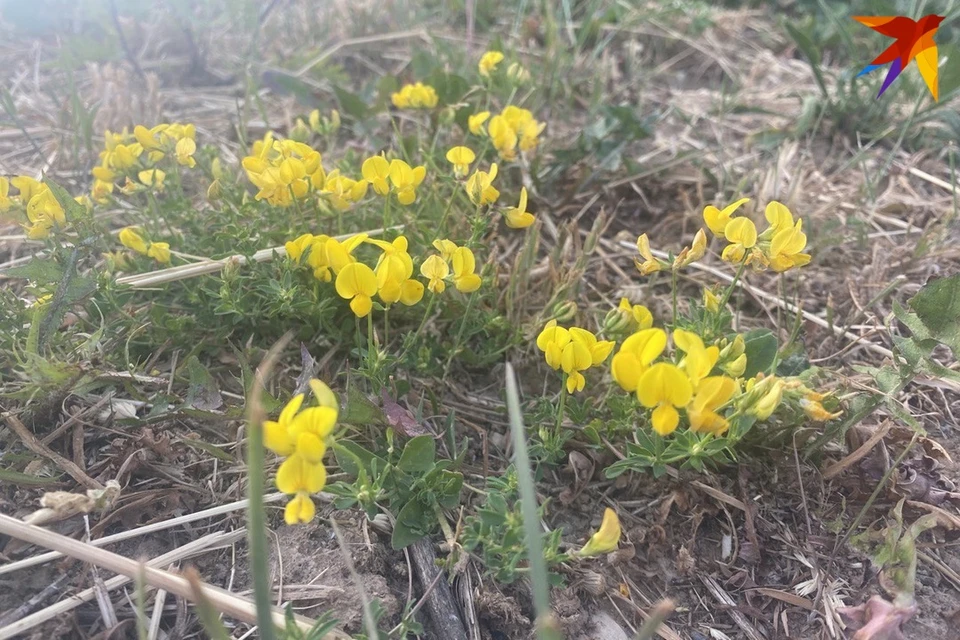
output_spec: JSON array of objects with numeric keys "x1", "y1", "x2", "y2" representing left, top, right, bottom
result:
[
  {"x1": 340, "y1": 387, "x2": 384, "y2": 425},
  {"x1": 434, "y1": 470, "x2": 463, "y2": 509},
  {"x1": 784, "y1": 22, "x2": 828, "y2": 99},
  {"x1": 333, "y1": 85, "x2": 369, "y2": 121},
  {"x1": 0, "y1": 259, "x2": 64, "y2": 284},
  {"x1": 43, "y1": 178, "x2": 88, "y2": 222},
  {"x1": 909, "y1": 274, "x2": 960, "y2": 358},
  {"x1": 0, "y1": 467, "x2": 61, "y2": 487},
  {"x1": 333, "y1": 440, "x2": 381, "y2": 477},
  {"x1": 742, "y1": 328, "x2": 778, "y2": 377},
  {"x1": 183, "y1": 356, "x2": 223, "y2": 411},
  {"x1": 427, "y1": 70, "x2": 469, "y2": 105},
  {"x1": 398, "y1": 435, "x2": 435, "y2": 474},
  {"x1": 391, "y1": 499, "x2": 430, "y2": 549}
]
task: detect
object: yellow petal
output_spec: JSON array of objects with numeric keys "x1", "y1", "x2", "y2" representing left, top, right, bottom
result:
[
  {"x1": 579, "y1": 508, "x2": 621, "y2": 556},
  {"x1": 284, "y1": 493, "x2": 316, "y2": 525}
]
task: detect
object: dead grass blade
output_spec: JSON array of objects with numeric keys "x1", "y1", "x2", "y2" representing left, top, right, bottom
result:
[{"x1": 822, "y1": 420, "x2": 893, "y2": 480}]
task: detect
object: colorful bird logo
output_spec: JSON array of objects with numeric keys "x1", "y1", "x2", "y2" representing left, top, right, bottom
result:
[{"x1": 853, "y1": 14, "x2": 945, "y2": 101}]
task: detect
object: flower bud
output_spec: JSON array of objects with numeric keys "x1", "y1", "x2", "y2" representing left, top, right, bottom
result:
[
  {"x1": 721, "y1": 353, "x2": 747, "y2": 378},
  {"x1": 550, "y1": 300, "x2": 578, "y2": 323},
  {"x1": 289, "y1": 118, "x2": 311, "y2": 143},
  {"x1": 743, "y1": 376, "x2": 783, "y2": 420},
  {"x1": 703, "y1": 288, "x2": 720, "y2": 313},
  {"x1": 603, "y1": 306, "x2": 633, "y2": 336}
]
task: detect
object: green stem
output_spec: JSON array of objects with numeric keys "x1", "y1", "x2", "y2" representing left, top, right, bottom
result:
[
  {"x1": 384, "y1": 306, "x2": 390, "y2": 348},
  {"x1": 399, "y1": 293, "x2": 437, "y2": 361},
  {"x1": 444, "y1": 291, "x2": 478, "y2": 376},
  {"x1": 556, "y1": 380, "x2": 567, "y2": 433},
  {"x1": 670, "y1": 269, "x2": 678, "y2": 327},
  {"x1": 246, "y1": 407, "x2": 277, "y2": 640}
]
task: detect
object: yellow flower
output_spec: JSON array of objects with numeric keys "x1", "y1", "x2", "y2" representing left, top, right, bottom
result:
[
  {"x1": 451, "y1": 246, "x2": 482, "y2": 293},
  {"x1": 320, "y1": 170, "x2": 369, "y2": 211},
  {"x1": 687, "y1": 376, "x2": 737, "y2": 434},
  {"x1": 175, "y1": 137, "x2": 197, "y2": 168},
  {"x1": 90, "y1": 178, "x2": 113, "y2": 205},
  {"x1": 504, "y1": 187, "x2": 535, "y2": 229},
  {"x1": 388, "y1": 159, "x2": 426, "y2": 205},
  {"x1": 433, "y1": 239, "x2": 458, "y2": 261},
  {"x1": 578, "y1": 508, "x2": 621, "y2": 557},
  {"x1": 119, "y1": 227, "x2": 149, "y2": 255},
  {"x1": 619, "y1": 298, "x2": 653, "y2": 331},
  {"x1": 536, "y1": 321, "x2": 613, "y2": 393},
  {"x1": 420, "y1": 254, "x2": 449, "y2": 293},
  {"x1": 468, "y1": 111, "x2": 490, "y2": 135},
  {"x1": 637, "y1": 363, "x2": 693, "y2": 436},
  {"x1": 335, "y1": 262, "x2": 378, "y2": 317},
  {"x1": 147, "y1": 242, "x2": 171, "y2": 264},
  {"x1": 673, "y1": 229, "x2": 707, "y2": 269},
  {"x1": 720, "y1": 217, "x2": 758, "y2": 264},
  {"x1": 391, "y1": 82, "x2": 438, "y2": 109},
  {"x1": 763, "y1": 201, "x2": 794, "y2": 235},
  {"x1": 801, "y1": 396, "x2": 842, "y2": 421},
  {"x1": 610, "y1": 328, "x2": 667, "y2": 392},
  {"x1": 285, "y1": 233, "x2": 315, "y2": 263},
  {"x1": 635, "y1": 234, "x2": 662, "y2": 275},
  {"x1": 308, "y1": 233, "x2": 367, "y2": 282},
  {"x1": 368, "y1": 236, "x2": 424, "y2": 306},
  {"x1": 465, "y1": 164, "x2": 499, "y2": 206},
  {"x1": 487, "y1": 115, "x2": 518, "y2": 160},
  {"x1": 673, "y1": 329, "x2": 720, "y2": 389},
  {"x1": 0, "y1": 177, "x2": 11, "y2": 212},
  {"x1": 138, "y1": 168, "x2": 165, "y2": 191},
  {"x1": 767, "y1": 219, "x2": 811, "y2": 272},
  {"x1": 478, "y1": 51, "x2": 505, "y2": 76},
  {"x1": 361, "y1": 155, "x2": 391, "y2": 195},
  {"x1": 704, "y1": 197, "x2": 750, "y2": 238},
  {"x1": 445, "y1": 146, "x2": 476, "y2": 178},
  {"x1": 500, "y1": 106, "x2": 545, "y2": 153}
]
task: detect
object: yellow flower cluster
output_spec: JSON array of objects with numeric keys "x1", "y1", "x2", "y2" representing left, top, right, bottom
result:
[
  {"x1": 118, "y1": 226, "x2": 171, "y2": 264},
  {"x1": 361, "y1": 156, "x2": 426, "y2": 205},
  {"x1": 466, "y1": 163, "x2": 499, "y2": 206},
  {"x1": 0, "y1": 176, "x2": 66, "y2": 239},
  {"x1": 419, "y1": 240, "x2": 482, "y2": 294},
  {"x1": 391, "y1": 82, "x2": 439, "y2": 110},
  {"x1": 264, "y1": 379, "x2": 339, "y2": 525},
  {"x1": 704, "y1": 199, "x2": 810, "y2": 272},
  {"x1": 91, "y1": 123, "x2": 197, "y2": 203},
  {"x1": 468, "y1": 106, "x2": 545, "y2": 160},
  {"x1": 611, "y1": 328, "x2": 740, "y2": 436},
  {"x1": 287, "y1": 233, "x2": 483, "y2": 318},
  {"x1": 536, "y1": 320, "x2": 615, "y2": 393}
]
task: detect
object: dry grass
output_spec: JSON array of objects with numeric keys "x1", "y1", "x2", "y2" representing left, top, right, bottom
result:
[{"x1": 1, "y1": 1, "x2": 959, "y2": 639}]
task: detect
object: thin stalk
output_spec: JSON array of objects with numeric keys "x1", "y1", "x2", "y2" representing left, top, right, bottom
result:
[
  {"x1": 399, "y1": 293, "x2": 437, "y2": 361},
  {"x1": 670, "y1": 269, "x2": 678, "y2": 327},
  {"x1": 556, "y1": 380, "x2": 567, "y2": 434},
  {"x1": 444, "y1": 291, "x2": 477, "y2": 377}
]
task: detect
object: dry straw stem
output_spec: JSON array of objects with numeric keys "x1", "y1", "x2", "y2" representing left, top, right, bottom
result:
[
  {"x1": 115, "y1": 225, "x2": 400, "y2": 289},
  {"x1": 0, "y1": 513, "x2": 349, "y2": 639},
  {"x1": 0, "y1": 529, "x2": 244, "y2": 639},
  {"x1": 294, "y1": 29, "x2": 430, "y2": 76}
]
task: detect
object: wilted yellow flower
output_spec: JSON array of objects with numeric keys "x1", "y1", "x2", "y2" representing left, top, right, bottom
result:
[
  {"x1": 465, "y1": 164, "x2": 499, "y2": 206},
  {"x1": 635, "y1": 234, "x2": 663, "y2": 275},
  {"x1": 637, "y1": 363, "x2": 693, "y2": 436},
  {"x1": 468, "y1": 111, "x2": 490, "y2": 135},
  {"x1": 578, "y1": 508, "x2": 621, "y2": 557},
  {"x1": 445, "y1": 146, "x2": 476, "y2": 178},
  {"x1": 704, "y1": 197, "x2": 750, "y2": 238},
  {"x1": 478, "y1": 51, "x2": 505, "y2": 76},
  {"x1": 335, "y1": 262, "x2": 378, "y2": 317},
  {"x1": 503, "y1": 187, "x2": 535, "y2": 229},
  {"x1": 801, "y1": 396, "x2": 841, "y2": 421},
  {"x1": 673, "y1": 229, "x2": 707, "y2": 269}
]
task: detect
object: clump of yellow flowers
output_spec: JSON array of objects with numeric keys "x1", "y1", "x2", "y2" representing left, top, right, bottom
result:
[
  {"x1": 0, "y1": 176, "x2": 67, "y2": 239},
  {"x1": 90, "y1": 123, "x2": 198, "y2": 204},
  {"x1": 391, "y1": 82, "x2": 439, "y2": 110},
  {"x1": 536, "y1": 320, "x2": 615, "y2": 394},
  {"x1": 264, "y1": 379, "x2": 339, "y2": 525},
  {"x1": 704, "y1": 199, "x2": 811, "y2": 272},
  {"x1": 468, "y1": 105, "x2": 545, "y2": 161}
]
